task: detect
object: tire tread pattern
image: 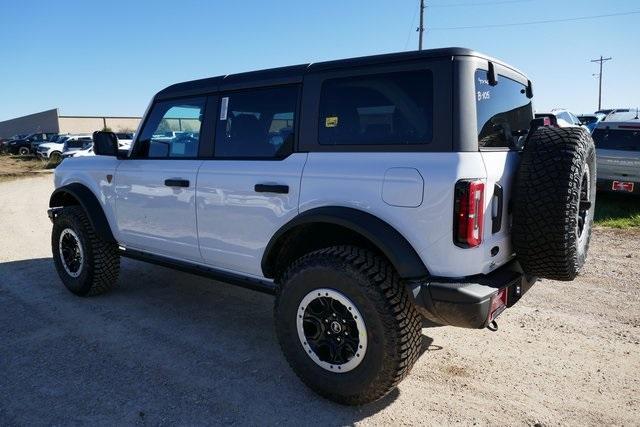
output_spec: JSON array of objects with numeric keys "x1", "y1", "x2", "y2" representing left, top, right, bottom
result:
[
  {"x1": 275, "y1": 245, "x2": 422, "y2": 405},
  {"x1": 512, "y1": 127, "x2": 595, "y2": 280}
]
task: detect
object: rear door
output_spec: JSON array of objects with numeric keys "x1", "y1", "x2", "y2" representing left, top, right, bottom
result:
[
  {"x1": 196, "y1": 85, "x2": 306, "y2": 277},
  {"x1": 115, "y1": 96, "x2": 208, "y2": 261}
]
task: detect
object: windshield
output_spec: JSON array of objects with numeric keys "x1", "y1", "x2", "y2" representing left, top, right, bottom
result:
[
  {"x1": 593, "y1": 128, "x2": 640, "y2": 151},
  {"x1": 475, "y1": 69, "x2": 533, "y2": 148}
]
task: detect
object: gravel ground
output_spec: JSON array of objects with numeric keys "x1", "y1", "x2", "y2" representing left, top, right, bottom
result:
[{"x1": 1, "y1": 175, "x2": 638, "y2": 425}]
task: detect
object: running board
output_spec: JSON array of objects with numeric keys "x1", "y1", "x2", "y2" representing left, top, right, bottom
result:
[{"x1": 119, "y1": 248, "x2": 277, "y2": 295}]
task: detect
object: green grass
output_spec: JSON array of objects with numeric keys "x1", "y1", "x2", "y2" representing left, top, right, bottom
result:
[{"x1": 594, "y1": 192, "x2": 640, "y2": 228}]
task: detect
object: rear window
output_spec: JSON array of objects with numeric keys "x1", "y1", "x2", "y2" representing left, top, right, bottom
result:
[
  {"x1": 475, "y1": 70, "x2": 533, "y2": 148},
  {"x1": 593, "y1": 128, "x2": 640, "y2": 151},
  {"x1": 318, "y1": 70, "x2": 433, "y2": 146},
  {"x1": 579, "y1": 116, "x2": 598, "y2": 125}
]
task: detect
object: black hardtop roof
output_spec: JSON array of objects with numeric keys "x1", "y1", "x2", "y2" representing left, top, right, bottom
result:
[{"x1": 155, "y1": 47, "x2": 519, "y2": 100}]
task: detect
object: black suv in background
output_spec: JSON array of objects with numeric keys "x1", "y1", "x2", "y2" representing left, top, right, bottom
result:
[{"x1": 6, "y1": 133, "x2": 56, "y2": 155}]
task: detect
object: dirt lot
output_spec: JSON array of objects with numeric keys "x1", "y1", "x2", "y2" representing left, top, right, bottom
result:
[
  {"x1": 0, "y1": 154, "x2": 52, "y2": 182},
  {"x1": 0, "y1": 175, "x2": 638, "y2": 425}
]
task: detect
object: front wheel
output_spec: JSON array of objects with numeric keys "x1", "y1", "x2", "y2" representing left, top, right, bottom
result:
[
  {"x1": 274, "y1": 246, "x2": 422, "y2": 405},
  {"x1": 49, "y1": 151, "x2": 62, "y2": 164},
  {"x1": 18, "y1": 146, "x2": 30, "y2": 156},
  {"x1": 52, "y1": 206, "x2": 120, "y2": 296}
]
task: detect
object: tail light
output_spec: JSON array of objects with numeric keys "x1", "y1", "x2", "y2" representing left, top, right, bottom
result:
[{"x1": 453, "y1": 180, "x2": 485, "y2": 248}]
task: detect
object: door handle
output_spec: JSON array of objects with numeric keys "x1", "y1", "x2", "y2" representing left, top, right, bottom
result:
[
  {"x1": 164, "y1": 179, "x2": 190, "y2": 188},
  {"x1": 254, "y1": 184, "x2": 289, "y2": 194}
]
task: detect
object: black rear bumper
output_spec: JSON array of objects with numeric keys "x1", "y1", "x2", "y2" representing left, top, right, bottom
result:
[{"x1": 409, "y1": 260, "x2": 537, "y2": 329}]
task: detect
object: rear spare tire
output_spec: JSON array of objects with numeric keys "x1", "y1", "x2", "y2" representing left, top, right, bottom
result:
[{"x1": 512, "y1": 126, "x2": 596, "y2": 281}]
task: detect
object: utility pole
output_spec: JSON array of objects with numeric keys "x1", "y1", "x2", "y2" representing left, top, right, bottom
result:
[
  {"x1": 590, "y1": 55, "x2": 612, "y2": 111},
  {"x1": 417, "y1": 0, "x2": 425, "y2": 50}
]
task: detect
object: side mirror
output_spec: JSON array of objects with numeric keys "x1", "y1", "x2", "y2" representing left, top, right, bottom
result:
[{"x1": 92, "y1": 131, "x2": 118, "y2": 156}]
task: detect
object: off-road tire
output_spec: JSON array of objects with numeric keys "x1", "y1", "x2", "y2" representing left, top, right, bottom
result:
[
  {"x1": 274, "y1": 246, "x2": 422, "y2": 405},
  {"x1": 52, "y1": 206, "x2": 120, "y2": 296},
  {"x1": 512, "y1": 126, "x2": 596, "y2": 281}
]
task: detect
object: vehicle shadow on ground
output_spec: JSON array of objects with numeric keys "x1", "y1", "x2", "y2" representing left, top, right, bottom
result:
[{"x1": 0, "y1": 257, "x2": 438, "y2": 425}]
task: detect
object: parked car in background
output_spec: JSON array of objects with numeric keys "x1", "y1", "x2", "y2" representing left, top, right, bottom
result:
[
  {"x1": 596, "y1": 108, "x2": 632, "y2": 116},
  {"x1": 535, "y1": 109, "x2": 587, "y2": 129},
  {"x1": 37, "y1": 135, "x2": 72, "y2": 163},
  {"x1": 593, "y1": 121, "x2": 640, "y2": 194},
  {"x1": 62, "y1": 135, "x2": 93, "y2": 156},
  {"x1": 115, "y1": 132, "x2": 134, "y2": 149},
  {"x1": 29, "y1": 133, "x2": 58, "y2": 151},
  {"x1": 0, "y1": 138, "x2": 10, "y2": 153},
  {"x1": 577, "y1": 113, "x2": 604, "y2": 133},
  {"x1": 61, "y1": 144, "x2": 94, "y2": 159},
  {"x1": 602, "y1": 109, "x2": 639, "y2": 123},
  {"x1": 5, "y1": 132, "x2": 56, "y2": 155}
]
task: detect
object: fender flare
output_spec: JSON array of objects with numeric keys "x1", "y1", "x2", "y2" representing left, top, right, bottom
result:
[
  {"x1": 49, "y1": 183, "x2": 116, "y2": 243},
  {"x1": 261, "y1": 206, "x2": 429, "y2": 279}
]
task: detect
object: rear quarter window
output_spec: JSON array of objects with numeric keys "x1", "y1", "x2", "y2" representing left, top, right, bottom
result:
[
  {"x1": 475, "y1": 69, "x2": 533, "y2": 148},
  {"x1": 318, "y1": 70, "x2": 433, "y2": 146}
]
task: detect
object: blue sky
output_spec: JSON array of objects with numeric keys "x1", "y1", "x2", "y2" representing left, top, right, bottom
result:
[{"x1": 1, "y1": 0, "x2": 639, "y2": 121}]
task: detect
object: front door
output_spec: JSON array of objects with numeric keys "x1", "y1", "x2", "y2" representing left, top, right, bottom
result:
[
  {"x1": 196, "y1": 85, "x2": 306, "y2": 277},
  {"x1": 115, "y1": 96, "x2": 207, "y2": 262}
]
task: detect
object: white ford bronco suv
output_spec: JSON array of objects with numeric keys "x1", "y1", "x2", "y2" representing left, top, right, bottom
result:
[{"x1": 48, "y1": 48, "x2": 596, "y2": 405}]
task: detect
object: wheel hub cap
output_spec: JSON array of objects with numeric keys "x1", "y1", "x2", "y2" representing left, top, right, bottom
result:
[
  {"x1": 296, "y1": 288, "x2": 367, "y2": 373},
  {"x1": 58, "y1": 228, "x2": 84, "y2": 278}
]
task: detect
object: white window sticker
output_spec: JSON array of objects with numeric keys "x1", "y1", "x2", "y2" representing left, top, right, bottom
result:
[
  {"x1": 220, "y1": 97, "x2": 229, "y2": 120},
  {"x1": 477, "y1": 90, "x2": 491, "y2": 101}
]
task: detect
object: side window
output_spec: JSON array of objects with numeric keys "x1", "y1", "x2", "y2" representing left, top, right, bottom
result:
[
  {"x1": 215, "y1": 86, "x2": 298, "y2": 158},
  {"x1": 134, "y1": 97, "x2": 205, "y2": 158},
  {"x1": 318, "y1": 70, "x2": 433, "y2": 146}
]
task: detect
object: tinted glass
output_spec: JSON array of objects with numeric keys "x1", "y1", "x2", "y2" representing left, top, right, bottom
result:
[
  {"x1": 593, "y1": 128, "x2": 640, "y2": 151},
  {"x1": 578, "y1": 116, "x2": 598, "y2": 125},
  {"x1": 134, "y1": 97, "x2": 205, "y2": 158},
  {"x1": 215, "y1": 86, "x2": 297, "y2": 158},
  {"x1": 475, "y1": 70, "x2": 533, "y2": 148},
  {"x1": 318, "y1": 70, "x2": 433, "y2": 146}
]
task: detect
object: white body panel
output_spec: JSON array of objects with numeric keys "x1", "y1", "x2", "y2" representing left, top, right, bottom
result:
[
  {"x1": 299, "y1": 152, "x2": 515, "y2": 277},
  {"x1": 196, "y1": 153, "x2": 308, "y2": 276},
  {"x1": 53, "y1": 148, "x2": 519, "y2": 279},
  {"x1": 114, "y1": 160, "x2": 203, "y2": 261},
  {"x1": 54, "y1": 156, "x2": 121, "y2": 240}
]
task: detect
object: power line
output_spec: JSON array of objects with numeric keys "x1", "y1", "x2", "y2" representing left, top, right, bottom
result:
[
  {"x1": 428, "y1": 10, "x2": 640, "y2": 30},
  {"x1": 427, "y1": 0, "x2": 533, "y2": 8},
  {"x1": 403, "y1": 2, "x2": 420, "y2": 49}
]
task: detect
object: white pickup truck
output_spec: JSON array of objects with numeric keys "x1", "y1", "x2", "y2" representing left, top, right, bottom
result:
[{"x1": 48, "y1": 48, "x2": 596, "y2": 405}]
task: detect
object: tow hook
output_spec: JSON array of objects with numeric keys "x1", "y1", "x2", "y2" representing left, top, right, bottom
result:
[{"x1": 487, "y1": 320, "x2": 498, "y2": 332}]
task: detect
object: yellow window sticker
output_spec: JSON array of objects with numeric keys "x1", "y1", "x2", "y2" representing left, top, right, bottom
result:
[{"x1": 325, "y1": 116, "x2": 338, "y2": 128}]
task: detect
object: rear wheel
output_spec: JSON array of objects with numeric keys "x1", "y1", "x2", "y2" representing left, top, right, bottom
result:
[
  {"x1": 52, "y1": 206, "x2": 120, "y2": 296},
  {"x1": 18, "y1": 146, "x2": 30, "y2": 156},
  {"x1": 274, "y1": 246, "x2": 422, "y2": 405}
]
